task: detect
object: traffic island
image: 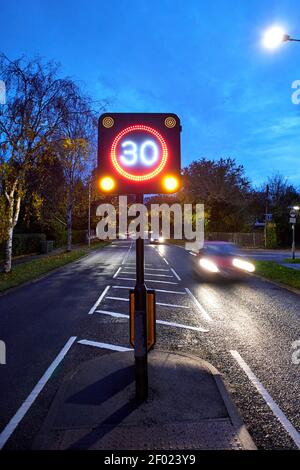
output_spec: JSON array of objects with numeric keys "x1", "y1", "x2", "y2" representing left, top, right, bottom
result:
[{"x1": 33, "y1": 350, "x2": 256, "y2": 450}]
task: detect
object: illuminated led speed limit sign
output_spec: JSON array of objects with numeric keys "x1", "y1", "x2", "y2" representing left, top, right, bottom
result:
[{"x1": 98, "y1": 113, "x2": 181, "y2": 194}]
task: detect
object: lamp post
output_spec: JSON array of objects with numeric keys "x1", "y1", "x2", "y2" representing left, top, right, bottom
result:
[
  {"x1": 262, "y1": 26, "x2": 300, "y2": 49},
  {"x1": 88, "y1": 180, "x2": 91, "y2": 248},
  {"x1": 290, "y1": 206, "x2": 299, "y2": 260}
]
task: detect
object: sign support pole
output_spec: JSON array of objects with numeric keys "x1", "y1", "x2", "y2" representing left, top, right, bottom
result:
[
  {"x1": 292, "y1": 223, "x2": 296, "y2": 260},
  {"x1": 134, "y1": 193, "x2": 148, "y2": 401}
]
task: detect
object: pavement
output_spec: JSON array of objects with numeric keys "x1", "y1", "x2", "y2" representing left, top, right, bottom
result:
[
  {"x1": 1, "y1": 240, "x2": 300, "y2": 450},
  {"x1": 33, "y1": 351, "x2": 255, "y2": 450}
]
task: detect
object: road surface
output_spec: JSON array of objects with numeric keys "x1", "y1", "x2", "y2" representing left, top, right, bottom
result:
[{"x1": 0, "y1": 240, "x2": 300, "y2": 449}]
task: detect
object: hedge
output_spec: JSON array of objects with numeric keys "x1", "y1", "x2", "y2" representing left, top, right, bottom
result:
[{"x1": 0, "y1": 233, "x2": 46, "y2": 259}]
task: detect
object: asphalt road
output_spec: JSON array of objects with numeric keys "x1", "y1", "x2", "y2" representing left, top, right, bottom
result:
[{"x1": 0, "y1": 240, "x2": 300, "y2": 450}]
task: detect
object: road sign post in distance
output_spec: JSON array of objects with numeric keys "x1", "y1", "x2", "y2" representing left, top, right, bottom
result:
[{"x1": 98, "y1": 113, "x2": 181, "y2": 194}]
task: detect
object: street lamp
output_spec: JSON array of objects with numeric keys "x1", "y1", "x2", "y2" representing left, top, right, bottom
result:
[
  {"x1": 290, "y1": 206, "x2": 299, "y2": 260},
  {"x1": 262, "y1": 26, "x2": 300, "y2": 49}
]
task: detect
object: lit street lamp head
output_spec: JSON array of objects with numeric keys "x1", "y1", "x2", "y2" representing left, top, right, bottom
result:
[{"x1": 262, "y1": 26, "x2": 289, "y2": 49}]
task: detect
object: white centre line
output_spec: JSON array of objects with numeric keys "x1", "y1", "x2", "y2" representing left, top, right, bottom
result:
[
  {"x1": 95, "y1": 310, "x2": 208, "y2": 332},
  {"x1": 170, "y1": 267, "x2": 182, "y2": 281},
  {"x1": 112, "y1": 286, "x2": 186, "y2": 295},
  {"x1": 88, "y1": 285, "x2": 111, "y2": 315},
  {"x1": 230, "y1": 350, "x2": 300, "y2": 449},
  {"x1": 185, "y1": 288, "x2": 213, "y2": 322},
  {"x1": 0, "y1": 336, "x2": 77, "y2": 450},
  {"x1": 78, "y1": 339, "x2": 132, "y2": 352},
  {"x1": 121, "y1": 241, "x2": 133, "y2": 265},
  {"x1": 113, "y1": 267, "x2": 122, "y2": 279}
]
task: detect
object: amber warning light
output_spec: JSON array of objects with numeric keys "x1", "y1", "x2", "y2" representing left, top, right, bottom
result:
[{"x1": 98, "y1": 113, "x2": 181, "y2": 194}]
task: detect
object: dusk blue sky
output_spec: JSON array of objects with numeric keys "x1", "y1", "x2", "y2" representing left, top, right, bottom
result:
[{"x1": 2, "y1": 0, "x2": 300, "y2": 186}]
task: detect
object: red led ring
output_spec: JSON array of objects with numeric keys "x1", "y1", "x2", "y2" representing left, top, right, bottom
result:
[{"x1": 111, "y1": 125, "x2": 168, "y2": 181}]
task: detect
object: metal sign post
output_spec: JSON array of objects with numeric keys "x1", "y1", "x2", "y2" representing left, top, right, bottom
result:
[
  {"x1": 290, "y1": 210, "x2": 297, "y2": 260},
  {"x1": 292, "y1": 223, "x2": 296, "y2": 260},
  {"x1": 134, "y1": 193, "x2": 148, "y2": 401}
]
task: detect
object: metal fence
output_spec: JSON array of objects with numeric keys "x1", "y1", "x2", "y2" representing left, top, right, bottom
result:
[{"x1": 208, "y1": 232, "x2": 264, "y2": 247}]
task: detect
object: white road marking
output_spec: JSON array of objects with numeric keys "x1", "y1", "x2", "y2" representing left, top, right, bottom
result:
[
  {"x1": 78, "y1": 339, "x2": 132, "y2": 352},
  {"x1": 96, "y1": 310, "x2": 208, "y2": 332},
  {"x1": 230, "y1": 350, "x2": 300, "y2": 449},
  {"x1": 185, "y1": 288, "x2": 213, "y2": 322},
  {"x1": 123, "y1": 268, "x2": 170, "y2": 273},
  {"x1": 112, "y1": 286, "x2": 186, "y2": 295},
  {"x1": 0, "y1": 336, "x2": 77, "y2": 450},
  {"x1": 145, "y1": 268, "x2": 170, "y2": 272},
  {"x1": 105, "y1": 297, "x2": 190, "y2": 309},
  {"x1": 113, "y1": 267, "x2": 122, "y2": 278},
  {"x1": 170, "y1": 268, "x2": 182, "y2": 281},
  {"x1": 106, "y1": 296, "x2": 129, "y2": 302},
  {"x1": 121, "y1": 241, "x2": 133, "y2": 265},
  {"x1": 162, "y1": 257, "x2": 169, "y2": 265},
  {"x1": 117, "y1": 277, "x2": 178, "y2": 285},
  {"x1": 157, "y1": 302, "x2": 190, "y2": 309},
  {"x1": 88, "y1": 285, "x2": 111, "y2": 315},
  {"x1": 121, "y1": 272, "x2": 173, "y2": 278},
  {"x1": 96, "y1": 309, "x2": 128, "y2": 317},
  {"x1": 189, "y1": 252, "x2": 197, "y2": 256},
  {"x1": 157, "y1": 319, "x2": 208, "y2": 332},
  {"x1": 155, "y1": 289, "x2": 187, "y2": 295}
]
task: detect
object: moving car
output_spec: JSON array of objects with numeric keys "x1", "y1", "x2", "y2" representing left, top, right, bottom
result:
[
  {"x1": 192, "y1": 241, "x2": 255, "y2": 281},
  {"x1": 150, "y1": 235, "x2": 165, "y2": 245}
]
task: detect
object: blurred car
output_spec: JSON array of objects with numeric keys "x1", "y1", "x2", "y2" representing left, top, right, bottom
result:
[
  {"x1": 192, "y1": 241, "x2": 255, "y2": 281},
  {"x1": 150, "y1": 235, "x2": 165, "y2": 245}
]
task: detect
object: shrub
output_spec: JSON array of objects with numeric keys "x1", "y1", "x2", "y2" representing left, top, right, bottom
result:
[{"x1": 11, "y1": 233, "x2": 46, "y2": 257}]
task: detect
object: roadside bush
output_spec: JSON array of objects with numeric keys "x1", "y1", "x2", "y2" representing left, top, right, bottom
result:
[
  {"x1": 1, "y1": 233, "x2": 47, "y2": 259},
  {"x1": 72, "y1": 230, "x2": 87, "y2": 244},
  {"x1": 44, "y1": 220, "x2": 67, "y2": 248},
  {"x1": 266, "y1": 223, "x2": 277, "y2": 249},
  {"x1": 12, "y1": 233, "x2": 46, "y2": 256}
]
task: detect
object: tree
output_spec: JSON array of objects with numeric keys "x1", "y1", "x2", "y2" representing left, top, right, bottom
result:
[
  {"x1": 54, "y1": 92, "x2": 97, "y2": 251},
  {"x1": 0, "y1": 55, "x2": 77, "y2": 272},
  {"x1": 181, "y1": 158, "x2": 251, "y2": 232},
  {"x1": 265, "y1": 173, "x2": 299, "y2": 245}
]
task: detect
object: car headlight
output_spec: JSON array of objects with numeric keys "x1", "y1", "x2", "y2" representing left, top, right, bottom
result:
[
  {"x1": 199, "y1": 258, "x2": 219, "y2": 273},
  {"x1": 159, "y1": 236, "x2": 164, "y2": 243},
  {"x1": 232, "y1": 258, "x2": 255, "y2": 273}
]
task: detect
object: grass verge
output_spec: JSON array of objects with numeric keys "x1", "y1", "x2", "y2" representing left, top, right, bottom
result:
[
  {"x1": 283, "y1": 258, "x2": 300, "y2": 264},
  {"x1": 0, "y1": 242, "x2": 108, "y2": 293},
  {"x1": 254, "y1": 260, "x2": 300, "y2": 290}
]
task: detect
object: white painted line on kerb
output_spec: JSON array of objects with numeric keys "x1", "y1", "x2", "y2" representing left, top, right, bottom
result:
[
  {"x1": 113, "y1": 267, "x2": 122, "y2": 279},
  {"x1": 117, "y1": 277, "x2": 178, "y2": 285},
  {"x1": 78, "y1": 339, "x2": 132, "y2": 352},
  {"x1": 170, "y1": 268, "x2": 181, "y2": 281},
  {"x1": 96, "y1": 310, "x2": 208, "y2": 332},
  {"x1": 0, "y1": 336, "x2": 77, "y2": 450},
  {"x1": 185, "y1": 288, "x2": 213, "y2": 322},
  {"x1": 230, "y1": 350, "x2": 300, "y2": 449},
  {"x1": 112, "y1": 286, "x2": 186, "y2": 295},
  {"x1": 88, "y1": 285, "x2": 110, "y2": 315},
  {"x1": 105, "y1": 297, "x2": 190, "y2": 309}
]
